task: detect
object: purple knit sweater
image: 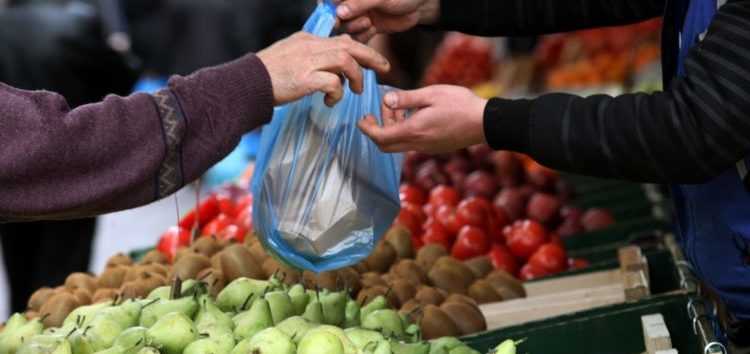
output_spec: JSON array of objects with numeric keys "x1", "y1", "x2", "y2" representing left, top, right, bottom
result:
[{"x1": 0, "y1": 53, "x2": 274, "y2": 221}]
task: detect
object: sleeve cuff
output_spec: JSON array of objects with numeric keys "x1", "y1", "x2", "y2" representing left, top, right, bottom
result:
[
  {"x1": 483, "y1": 97, "x2": 532, "y2": 153},
  {"x1": 218, "y1": 53, "x2": 275, "y2": 129}
]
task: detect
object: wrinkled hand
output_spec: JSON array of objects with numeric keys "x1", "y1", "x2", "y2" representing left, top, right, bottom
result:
[
  {"x1": 358, "y1": 85, "x2": 488, "y2": 153},
  {"x1": 257, "y1": 32, "x2": 390, "y2": 107},
  {"x1": 333, "y1": 0, "x2": 440, "y2": 42}
]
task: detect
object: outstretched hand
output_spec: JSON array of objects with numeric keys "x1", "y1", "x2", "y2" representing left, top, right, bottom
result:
[{"x1": 333, "y1": 0, "x2": 440, "y2": 42}]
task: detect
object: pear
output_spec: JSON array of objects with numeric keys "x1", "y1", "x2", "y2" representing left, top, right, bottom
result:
[
  {"x1": 448, "y1": 346, "x2": 481, "y2": 354},
  {"x1": 183, "y1": 338, "x2": 227, "y2": 354},
  {"x1": 3, "y1": 313, "x2": 28, "y2": 333},
  {"x1": 146, "y1": 286, "x2": 170, "y2": 300},
  {"x1": 301, "y1": 300, "x2": 323, "y2": 324},
  {"x1": 135, "y1": 348, "x2": 159, "y2": 354},
  {"x1": 62, "y1": 302, "x2": 111, "y2": 329},
  {"x1": 306, "y1": 326, "x2": 356, "y2": 354},
  {"x1": 343, "y1": 328, "x2": 385, "y2": 349},
  {"x1": 361, "y1": 309, "x2": 405, "y2": 339},
  {"x1": 296, "y1": 330, "x2": 344, "y2": 354},
  {"x1": 392, "y1": 342, "x2": 430, "y2": 354},
  {"x1": 96, "y1": 300, "x2": 142, "y2": 329},
  {"x1": 275, "y1": 316, "x2": 317, "y2": 343},
  {"x1": 343, "y1": 300, "x2": 360, "y2": 328},
  {"x1": 195, "y1": 296, "x2": 234, "y2": 331},
  {"x1": 216, "y1": 278, "x2": 270, "y2": 313},
  {"x1": 362, "y1": 339, "x2": 391, "y2": 354},
  {"x1": 16, "y1": 335, "x2": 72, "y2": 354},
  {"x1": 89, "y1": 313, "x2": 126, "y2": 347},
  {"x1": 68, "y1": 328, "x2": 108, "y2": 354},
  {"x1": 428, "y1": 337, "x2": 464, "y2": 354},
  {"x1": 0, "y1": 317, "x2": 44, "y2": 354},
  {"x1": 265, "y1": 291, "x2": 294, "y2": 325},
  {"x1": 491, "y1": 339, "x2": 517, "y2": 354},
  {"x1": 146, "y1": 312, "x2": 198, "y2": 354},
  {"x1": 320, "y1": 292, "x2": 347, "y2": 326},
  {"x1": 287, "y1": 284, "x2": 308, "y2": 315},
  {"x1": 240, "y1": 327, "x2": 295, "y2": 354},
  {"x1": 112, "y1": 327, "x2": 150, "y2": 350},
  {"x1": 359, "y1": 296, "x2": 388, "y2": 323},
  {"x1": 233, "y1": 298, "x2": 272, "y2": 340},
  {"x1": 139, "y1": 297, "x2": 197, "y2": 328},
  {"x1": 404, "y1": 324, "x2": 422, "y2": 343}
]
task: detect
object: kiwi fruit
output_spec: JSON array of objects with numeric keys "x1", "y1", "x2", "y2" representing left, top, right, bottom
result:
[
  {"x1": 361, "y1": 272, "x2": 387, "y2": 289},
  {"x1": 64, "y1": 272, "x2": 97, "y2": 295},
  {"x1": 494, "y1": 286, "x2": 522, "y2": 300},
  {"x1": 389, "y1": 259, "x2": 428, "y2": 286},
  {"x1": 24, "y1": 311, "x2": 39, "y2": 321},
  {"x1": 138, "y1": 272, "x2": 167, "y2": 295},
  {"x1": 485, "y1": 269, "x2": 526, "y2": 297},
  {"x1": 468, "y1": 280, "x2": 504, "y2": 304},
  {"x1": 444, "y1": 293, "x2": 481, "y2": 311},
  {"x1": 73, "y1": 288, "x2": 92, "y2": 305},
  {"x1": 196, "y1": 268, "x2": 227, "y2": 297},
  {"x1": 362, "y1": 241, "x2": 397, "y2": 273},
  {"x1": 464, "y1": 256, "x2": 494, "y2": 279},
  {"x1": 143, "y1": 263, "x2": 169, "y2": 277},
  {"x1": 28, "y1": 287, "x2": 55, "y2": 312},
  {"x1": 384, "y1": 225, "x2": 414, "y2": 259},
  {"x1": 118, "y1": 281, "x2": 145, "y2": 300},
  {"x1": 415, "y1": 286, "x2": 445, "y2": 306},
  {"x1": 220, "y1": 244, "x2": 265, "y2": 281},
  {"x1": 432, "y1": 256, "x2": 476, "y2": 283},
  {"x1": 171, "y1": 253, "x2": 211, "y2": 280},
  {"x1": 248, "y1": 242, "x2": 268, "y2": 264},
  {"x1": 191, "y1": 236, "x2": 222, "y2": 258},
  {"x1": 390, "y1": 279, "x2": 416, "y2": 307},
  {"x1": 336, "y1": 267, "x2": 362, "y2": 295},
  {"x1": 210, "y1": 251, "x2": 223, "y2": 269},
  {"x1": 39, "y1": 293, "x2": 80, "y2": 328},
  {"x1": 92, "y1": 288, "x2": 118, "y2": 303},
  {"x1": 416, "y1": 244, "x2": 448, "y2": 270},
  {"x1": 97, "y1": 266, "x2": 129, "y2": 289},
  {"x1": 105, "y1": 253, "x2": 133, "y2": 268},
  {"x1": 173, "y1": 247, "x2": 195, "y2": 263},
  {"x1": 440, "y1": 301, "x2": 487, "y2": 335},
  {"x1": 354, "y1": 262, "x2": 369, "y2": 274},
  {"x1": 141, "y1": 250, "x2": 169, "y2": 265},
  {"x1": 399, "y1": 299, "x2": 422, "y2": 324},
  {"x1": 428, "y1": 266, "x2": 471, "y2": 295},
  {"x1": 419, "y1": 304, "x2": 461, "y2": 340},
  {"x1": 302, "y1": 271, "x2": 338, "y2": 291}
]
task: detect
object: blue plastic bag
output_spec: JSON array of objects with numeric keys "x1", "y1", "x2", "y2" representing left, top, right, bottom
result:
[{"x1": 251, "y1": 1, "x2": 403, "y2": 272}]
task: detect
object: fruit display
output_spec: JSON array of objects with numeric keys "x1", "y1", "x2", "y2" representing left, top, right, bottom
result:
[
  {"x1": 397, "y1": 147, "x2": 614, "y2": 280},
  {"x1": 1, "y1": 271, "x2": 516, "y2": 354},
  {"x1": 422, "y1": 33, "x2": 496, "y2": 88}
]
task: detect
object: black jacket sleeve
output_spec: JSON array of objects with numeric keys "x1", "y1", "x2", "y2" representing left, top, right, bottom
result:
[
  {"x1": 438, "y1": 0, "x2": 665, "y2": 36},
  {"x1": 485, "y1": 0, "x2": 750, "y2": 184}
]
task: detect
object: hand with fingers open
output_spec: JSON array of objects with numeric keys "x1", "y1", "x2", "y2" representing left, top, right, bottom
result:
[
  {"x1": 358, "y1": 85, "x2": 488, "y2": 153},
  {"x1": 332, "y1": 0, "x2": 440, "y2": 42}
]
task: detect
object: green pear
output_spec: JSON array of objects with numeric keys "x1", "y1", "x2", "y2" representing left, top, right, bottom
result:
[
  {"x1": 301, "y1": 300, "x2": 323, "y2": 324},
  {"x1": 112, "y1": 327, "x2": 150, "y2": 349},
  {"x1": 62, "y1": 302, "x2": 111, "y2": 329},
  {"x1": 216, "y1": 278, "x2": 270, "y2": 313},
  {"x1": 405, "y1": 324, "x2": 422, "y2": 343},
  {"x1": 183, "y1": 338, "x2": 227, "y2": 354},
  {"x1": 237, "y1": 327, "x2": 295, "y2": 354},
  {"x1": 68, "y1": 328, "x2": 108, "y2": 354},
  {"x1": 359, "y1": 296, "x2": 388, "y2": 323},
  {"x1": 320, "y1": 292, "x2": 347, "y2": 326},
  {"x1": 180, "y1": 279, "x2": 200, "y2": 297},
  {"x1": 343, "y1": 328, "x2": 385, "y2": 349},
  {"x1": 146, "y1": 286, "x2": 171, "y2": 301},
  {"x1": 16, "y1": 335, "x2": 72, "y2": 354},
  {"x1": 492, "y1": 339, "x2": 517, "y2": 354},
  {"x1": 265, "y1": 291, "x2": 294, "y2": 325},
  {"x1": 3, "y1": 313, "x2": 28, "y2": 333},
  {"x1": 343, "y1": 300, "x2": 360, "y2": 328},
  {"x1": 448, "y1": 345, "x2": 481, "y2": 354},
  {"x1": 139, "y1": 297, "x2": 197, "y2": 328},
  {"x1": 296, "y1": 330, "x2": 344, "y2": 354},
  {"x1": 362, "y1": 309, "x2": 405, "y2": 339},
  {"x1": 275, "y1": 316, "x2": 317, "y2": 343},
  {"x1": 97, "y1": 300, "x2": 142, "y2": 329},
  {"x1": 195, "y1": 296, "x2": 234, "y2": 331},
  {"x1": 146, "y1": 312, "x2": 198, "y2": 354},
  {"x1": 392, "y1": 342, "x2": 430, "y2": 354},
  {"x1": 287, "y1": 284, "x2": 308, "y2": 315},
  {"x1": 362, "y1": 339, "x2": 392, "y2": 354},
  {"x1": 0, "y1": 317, "x2": 44, "y2": 354},
  {"x1": 428, "y1": 337, "x2": 464, "y2": 354},
  {"x1": 87, "y1": 313, "x2": 125, "y2": 348},
  {"x1": 232, "y1": 298, "x2": 272, "y2": 340},
  {"x1": 306, "y1": 326, "x2": 356, "y2": 354},
  {"x1": 135, "y1": 348, "x2": 159, "y2": 354}
]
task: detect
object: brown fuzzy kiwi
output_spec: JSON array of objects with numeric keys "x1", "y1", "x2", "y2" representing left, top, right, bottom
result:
[
  {"x1": 143, "y1": 263, "x2": 169, "y2": 277},
  {"x1": 361, "y1": 272, "x2": 387, "y2": 289},
  {"x1": 39, "y1": 293, "x2": 80, "y2": 328},
  {"x1": 171, "y1": 253, "x2": 211, "y2": 280},
  {"x1": 97, "y1": 266, "x2": 129, "y2": 289},
  {"x1": 24, "y1": 311, "x2": 39, "y2": 321},
  {"x1": 192, "y1": 236, "x2": 223, "y2": 258},
  {"x1": 381, "y1": 274, "x2": 395, "y2": 286},
  {"x1": 64, "y1": 273, "x2": 97, "y2": 295},
  {"x1": 302, "y1": 271, "x2": 338, "y2": 291},
  {"x1": 384, "y1": 225, "x2": 414, "y2": 259},
  {"x1": 123, "y1": 266, "x2": 148, "y2": 283},
  {"x1": 138, "y1": 272, "x2": 167, "y2": 295},
  {"x1": 390, "y1": 279, "x2": 416, "y2": 307},
  {"x1": 427, "y1": 266, "x2": 471, "y2": 295},
  {"x1": 485, "y1": 269, "x2": 526, "y2": 297},
  {"x1": 106, "y1": 253, "x2": 133, "y2": 268},
  {"x1": 261, "y1": 258, "x2": 283, "y2": 279},
  {"x1": 415, "y1": 244, "x2": 448, "y2": 270},
  {"x1": 28, "y1": 287, "x2": 55, "y2": 312},
  {"x1": 356, "y1": 285, "x2": 399, "y2": 309},
  {"x1": 353, "y1": 262, "x2": 369, "y2": 274},
  {"x1": 415, "y1": 286, "x2": 445, "y2": 306},
  {"x1": 173, "y1": 247, "x2": 195, "y2": 263},
  {"x1": 440, "y1": 301, "x2": 487, "y2": 335},
  {"x1": 92, "y1": 288, "x2": 118, "y2": 303},
  {"x1": 464, "y1": 256, "x2": 494, "y2": 279},
  {"x1": 362, "y1": 241, "x2": 398, "y2": 273},
  {"x1": 118, "y1": 281, "x2": 144, "y2": 300},
  {"x1": 432, "y1": 257, "x2": 476, "y2": 283},
  {"x1": 248, "y1": 242, "x2": 268, "y2": 264},
  {"x1": 444, "y1": 293, "x2": 481, "y2": 311},
  {"x1": 73, "y1": 289, "x2": 92, "y2": 305},
  {"x1": 220, "y1": 244, "x2": 265, "y2": 281},
  {"x1": 336, "y1": 267, "x2": 362, "y2": 295},
  {"x1": 419, "y1": 304, "x2": 461, "y2": 340},
  {"x1": 243, "y1": 232, "x2": 258, "y2": 247},
  {"x1": 210, "y1": 251, "x2": 223, "y2": 269},
  {"x1": 389, "y1": 259, "x2": 428, "y2": 286},
  {"x1": 399, "y1": 299, "x2": 422, "y2": 324},
  {"x1": 196, "y1": 268, "x2": 227, "y2": 297},
  {"x1": 493, "y1": 286, "x2": 522, "y2": 301},
  {"x1": 141, "y1": 250, "x2": 169, "y2": 265},
  {"x1": 467, "y1": 280, "x2": 504, "y2": 304}
]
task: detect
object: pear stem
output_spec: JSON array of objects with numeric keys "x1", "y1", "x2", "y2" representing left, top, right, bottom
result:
[{"x1": 171, "y1": 276, "x2": 183, "y2": 300}]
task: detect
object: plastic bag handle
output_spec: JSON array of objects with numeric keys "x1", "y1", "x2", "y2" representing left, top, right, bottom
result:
[{"x1": 303, "y1": 1, "x2": 337, "y2": 37}]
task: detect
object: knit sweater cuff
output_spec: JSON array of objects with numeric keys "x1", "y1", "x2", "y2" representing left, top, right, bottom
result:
[{"x1": 483, "y1": 97, "x2": 532, "y2": 152}]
